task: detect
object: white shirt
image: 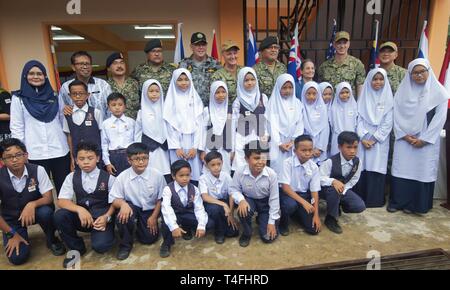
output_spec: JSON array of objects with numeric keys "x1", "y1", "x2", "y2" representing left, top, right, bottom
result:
[
  {"x1": 101, "y1": 115, "x2": 136, "y2": 166},
  {"x1": 279, "y1": 157, "x2": 321, "y2": 193},
  {"x1": 319, "y1": 153, "x2": 362, "y2": 195},
  {"x1": 198, "y1": 171, "x2": 233, "y2": 200},
  {"x1": 230, "y1": 165, "x2": 280, "y2": 225},
  {"x1": 58, "y1": 168, "x2": 116, "y2": 200},
  {"x1": 10, "y1": 95, "x2": 70, "y2": 160},
  {"x1": 62, "y1": 104, "x2": 104, "y2": 133},
  {"x1": 7, "y1": 165, "x2": 53, "y2": 194},
  {"x1": 161, "y1": 181, "x2": 208, "y2": 231},
  {"x1": 109, "y1": 166, "x2": 166, "y2": 211},
  {"x1": 59, "y1": 77, "x2": 112, "y2": 118}
]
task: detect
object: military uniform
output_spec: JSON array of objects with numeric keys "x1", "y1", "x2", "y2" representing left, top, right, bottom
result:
[
  {"x1": 318, "y1": 55, "x2": 366, "y2": 97},
  {"x1": 253, "y1": 61, "x2": 287, "y2": 97},
  {"x1": 130, "y1": 61, "x2": 177, "y2": 96},
  {"x1": 179, "y1": 56, "x2": 222, "y2": 106},
  {"x1": 211, "y1": 65, "x2": 242, "y2": 107},
  {"x1": 107, "y1": 77, "x2": 140, "y2": 120},
  {"x1": 385, "y1": 64, "x2": 407, "y2": 95}
]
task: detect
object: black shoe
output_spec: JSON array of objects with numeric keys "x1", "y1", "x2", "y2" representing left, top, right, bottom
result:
[
  {"x1": 182, "y1": 229, "x2": 193, "y2": 240},
  {"x1": 215, "y1": 235, "x2": 225, "y2": 244},
  {"x1": 62, "y1": 248, "x2": 86, "y2": 268},
  {"x1": 403, "y1": 208, "x2": 413, "y2": 214},
  {"x1": 239, "y1": 235, "x2": 251, "y2": 247},
  {"x1": 324, "y1": 215, "x2": 342, "y2": 234},
  {"x1": 49, "y1": 240, "x2": 66, "y2": 256},
  {"x1": 159, "y1": 244, "x2": 171, "y2": 258},
  {"x1": 116, "y1": 248, "x2": 131, "y2": 260},
  {"x1": 279, "y1": 226, "x2": 289, "y2": 236},
  {"x1": 386, "y1": 206, "x2": 398, "y2": 213}
]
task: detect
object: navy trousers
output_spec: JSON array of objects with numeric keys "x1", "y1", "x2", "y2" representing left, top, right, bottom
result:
[
  {"x1": 279, "y1": 190, "x2": 318, "y2": 235},
  {"x1": 2, "y1": 205, "x2": 57, "y2": 265},
  {"x1": 204, "y1": 200, "x2": 239, "y2": 238},
  {"x1": 319, "y1": 187, "x2": 366, "y2": 219},
  {"x1": 239, "y1": 196, "x2": 278, "y2": 243},
  {"x1": 116, "y1": 203, "x2": 159, "y2": 251},
  {"x1": 54, "y1": 209, "x2": 115, "y2": 254}
]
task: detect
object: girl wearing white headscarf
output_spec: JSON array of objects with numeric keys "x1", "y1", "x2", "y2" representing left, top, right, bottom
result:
[
  {"x1": 163, "y1": 68, "x2": 204, "y2": 182},
  {"x1": 202, "y1": 81, "x2": 233, "y2": 174},
  {"x1": 301, "y1": 82, "x2": 330, "y2": 164},
  {"x1": 356, "y1": 68, "x2": 393, "y2": 207},
  {"x1": 135, "y1": 79, "x2": 171, "y2": 178},
  {"x1": 389, "y1": 58, "x2": 449, "y2": 214},
  {"x1": 329, "y1": 82, "x2": 358, "y2": 156},
  {"x1": 265, "y1": 74, "x2": 305, "y2": 175},
  {"x1": 231, "y1": 67, "x2": 269, "y2": 171}
]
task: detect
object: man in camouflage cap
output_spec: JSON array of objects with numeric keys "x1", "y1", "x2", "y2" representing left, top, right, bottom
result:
[
  {"x1": 179, "y1": 32, "x2": 222, "y2": 106},
  {"x1": 211, "y1": 40, "x2": 242, "y2": 109},
  {"x1": 106, "y1": 52, "x2": 140, "y2": 119},
  {"x1": 318, "y1": 31, "x2": 366, "y2": 98},
  {"x1": 131, "y1": 38, "x2": 177, "y2": 95},
  {"x1": 378, "y1": 41, "x2": 407, "y2": 95},
  {"x1": 253, "y1": 36, "x2": 287, "y2": 97}
]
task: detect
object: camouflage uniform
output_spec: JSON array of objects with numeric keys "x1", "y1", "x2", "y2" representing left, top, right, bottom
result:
[
  {"x1": 210, "y1": 65, "x2": 242, "y2": 108},
  {"x1": 253, "y1": 61, "x2": 287, "y2": 98},
  {"x1": 179, "y1": 56, "x2": 222, "y2": 106},
  {"x1": 130, "y1": 61, "x2": 177, "y2": 95},
  {"x1": 385, "y1": 64, "x2": 407, "y2": 95},
  {"x1": 318, "y1": 55, "x2": 366, "y2": 97},
  {"x1": 107, "y1": 77, "x2": 140, "y2": 120}
]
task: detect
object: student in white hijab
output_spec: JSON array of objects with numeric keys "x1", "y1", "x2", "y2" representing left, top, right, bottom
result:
[
  {"x1": 202, "y1": 81, "x2": 233, "y2": 174},
  {"x1": 163, "y1": 68, "x2": 204, "y2": 183},
  {"x1": 265, "y1": 74, "x2": 305, "y2": 175},
  {"x1": 329, "y1": 82, "x2": 358, "y2": 156},
  {"x1": 388, "y1": 58, "x2": 449, "y2": 214},
  {"x1": 356, "y1": 68, "x2": 393, "y2": 207},
  {"x1": 135, "y1": 79, "x2": 171, "y2": 180},
  {"x1": 319, "y1": 82, "x2": 334, "y2": 112},
  {"x1": 231, "y1": 67, "x2": 269, "y2": 171},
  {"x1": 301, "y1": 81, "x2": 330, "y2": 164}
]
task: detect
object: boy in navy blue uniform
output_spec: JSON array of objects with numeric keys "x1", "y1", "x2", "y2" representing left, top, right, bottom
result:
[
  {"x1": 63, "y1": 80, "x2": 103, "y2": 170},
  {"x1": 319, "y1": 131, "x2": 366, "y2": 234},
  {"x1": 55, "y1": 142, "x2": 116, "y2": 268},
  {"x1": 0, "y1": 138, "x2": 65, "y2": 265}
]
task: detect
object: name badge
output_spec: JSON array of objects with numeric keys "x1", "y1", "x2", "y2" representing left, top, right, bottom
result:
[
  {"x1": 110, "y1": 125, "x2": 116, "y2": 129},
  {"x1": 245, "y1": 182, "x2": 253, "y2": 188},
  {"x1": 4, "y1": 98, "x2": 11, "y2": 104},
  {"x1": 209, "y1": 187, "x2": 217, "y2": 194},
  {"x1": 289, "y1": 107, "x2": 295, "y2": 112},
  {"x1": 28, "y1": 185, "x2": 36, "y2": 192},
  {"x1": 305, "y1": 168, "x2": 313, "y2": 177},
  {"x1": 377, "y1": 105, "x2": 385, "y2": 111},
  {"x1": 348, "y1": 111, "x2": 354, "y2": 117},
  {"x1": 314, "y1": 112, "x2": 321, "y2": 118},
  {"x1": 148, "y1": 185, "x2": 154, "y2": 193},
  {"x1": 149, "y1": 113, "x2": 155, "y2": 120},
  {"x1": 245, "y1": 111, "x2": 251, "y2": 116},
  {"x1": 85, "y1": 121, "x2": 92, "y2": 126}
]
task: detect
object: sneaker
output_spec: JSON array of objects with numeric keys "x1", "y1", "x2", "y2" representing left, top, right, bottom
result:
[
  {"x1": 279, "y1": 226, "x2": 289, "y2": 236},
  {"x1": 182, "y1": 229, "x2": 193, "y2": 240},
  {"x1": 239, "y1": 235, "x2": 251, "y2": 247},
  {"x1": 159, "y1": 244, "x2": 171, "y2": 258},
  {"x1": 116, "y1": 247, "x2": 131, "y2": 260},
  {"x1": 403, "y1": 208, "x2": 413, "y2": 214},
  {"x1": 324, "y1": 215, "x2": 343, "y2": 234},
  {"x1": 214, "y1": 235, "x2": 225, "y2": 244},
  {"x1": 63, "y1": 248, "x2": 86, "y2": 268},
  {"x1": 386, "y1": 206, "x2": 398, "y2": 213},
  {"x1": 49, "y1": 239, "x2": 66, "y2": 256}
]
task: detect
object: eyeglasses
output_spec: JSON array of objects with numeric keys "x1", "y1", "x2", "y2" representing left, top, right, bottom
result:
[
  {"x1": 70, "y1": 92, "x2": 88, "y2": 97},
  {"x1": 412, "y1": 69, "x2": 428, "y2": 76},
  {"x1": 74, "y1": 62, "x2": 92, "y2": 67},
  {"x1": 28, "y1": 72, "x2": 44, "y2": 77},
  {"x1": 2, "y1": 152, "x2": 26, "y2": 162},
  {"x1": 130, "y1": 156, "x2": 149, "y2": 162}
]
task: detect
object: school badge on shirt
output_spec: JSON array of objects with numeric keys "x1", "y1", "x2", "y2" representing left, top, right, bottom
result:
[
  {"x1": 98, "y1": 182, "x2": 107, "y2": 191},
  {"x1": 28, "y1": 178, "x2": 37, "y2": 192},
  {"x1": 85, "y1": 113, "x2": 94, "y2": 126}
]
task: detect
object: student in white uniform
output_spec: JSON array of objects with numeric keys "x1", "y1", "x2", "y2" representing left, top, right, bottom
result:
[
  {"x1": 202, "y1": 81, "x2": 234, "y2": 175},
  {"x1": 101, "y1": 93, "x2": 135, "y2": 176},
  {"x1": 10, "y1": 60, "x2": 71, "y2": 194},
  {"x1": 265, "y1": 74, "x2": 305, "y2": 175},
  {"x1": 319, "y1": 82, "x2": 334, "y2": 157},
  {"x1": 329, "y1": 82, "x2": 358, "y2": 156},
  {"x1": 356, "y1": 68, "x2": 393, "y2": 207},
  {"x1": 388, "y1": 58, "x2": 450, "y2": 214},
  {"x1": 231, "y1": 67, "x2": 269, "y2": 171},
  {"x1": 301, "y1": 82, "x2": 330, "y2": 164},
  {"x1": 163, "y1": 69, "x2": 204, "y2": 185},
  {"x1": 109, "y1": 142, "x2": 166, "y2": 260},
  {"x1": 135, "y1": 79, "x2": 171, "y2": 182}
]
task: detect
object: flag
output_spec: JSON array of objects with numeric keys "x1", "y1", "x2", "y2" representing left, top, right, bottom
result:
[
  {"x1": 211, "y1": 30, "x2": 219, "y2": 61},
  {"x1": 418, "y1": 20, "x2": 429, "y2": 59},
  {"x1": 438, "y1": 39, "x2": 450, "y2": 107},
  {"x1": 288, "y1": 22, "x2": 302, "y2": 80},
  {"x1": 174, "y1": 23, "x2": 185, "y2": 64},
  {"x1": 326, "y1": 19, "x2": 337, "y2": 60},
  {"x1": 369, "y1": 20, "x2": 380, "y2": 69},
  {"x1": 246, "y1": 23, "x2": 259, "y2": 66}
]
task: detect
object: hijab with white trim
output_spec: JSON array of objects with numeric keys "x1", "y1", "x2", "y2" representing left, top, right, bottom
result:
[
  {"x1": 209, "y1": 81, "x2": 229, "y2": 136},
  {"x1": 329, "y1": 82, "x2": 358, "y2": 133},
  {"x1": 301, "y1": 81, "x2": 328, "y2": 137},
  {"x1": 236, "y1": 67, "x2": 261, "y2": 111},
  {"x1": 141, "y1": 79, "x2": 167, "y2": 144}
]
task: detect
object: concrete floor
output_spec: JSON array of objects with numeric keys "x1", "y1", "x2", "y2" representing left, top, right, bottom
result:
[{"x1": 1, "y1": 200, "x2": 450, "y2": 270}]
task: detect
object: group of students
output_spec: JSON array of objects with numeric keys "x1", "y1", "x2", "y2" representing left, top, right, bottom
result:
[{"x1": 0, "y1": 55, "x2": 448, "y2": 268}]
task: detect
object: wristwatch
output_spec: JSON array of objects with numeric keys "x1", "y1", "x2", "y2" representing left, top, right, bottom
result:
[{"x1": 5, "y1": 228, "x2": 16, "y2": 239}]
